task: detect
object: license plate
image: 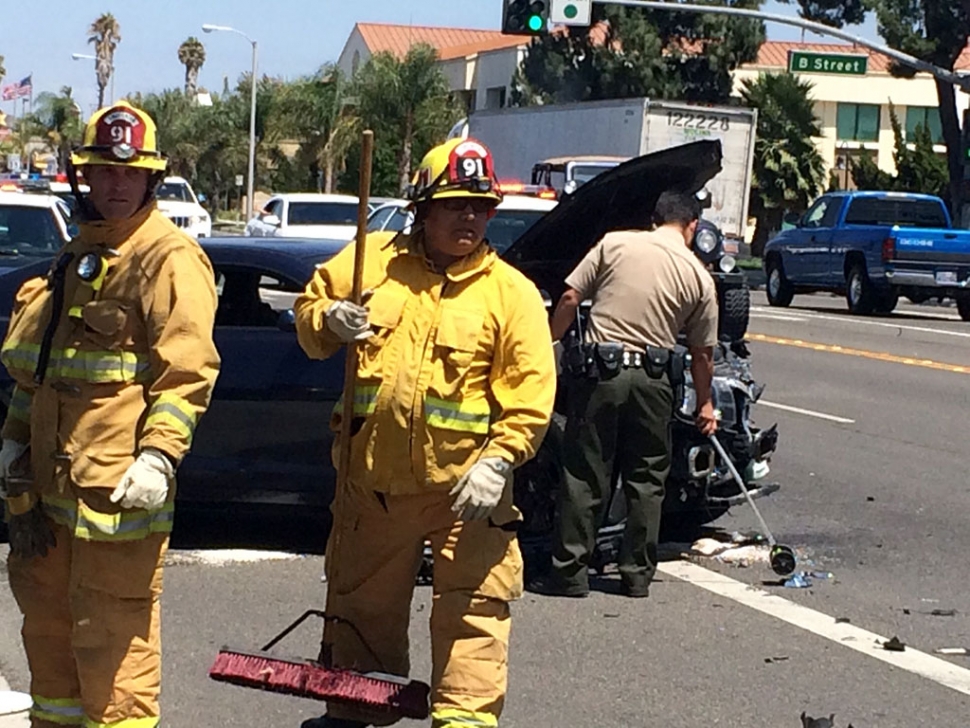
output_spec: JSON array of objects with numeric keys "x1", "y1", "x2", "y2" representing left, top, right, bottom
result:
[{"x1": 936, "y1": 271, "x2": 958, "y2": 285}]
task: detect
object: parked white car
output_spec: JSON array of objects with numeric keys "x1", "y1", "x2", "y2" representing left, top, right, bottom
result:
[
  {"x1": 245, "y1": 193, "x2": 360, "y2": 240},
  {"x1": 156, "y1": 176, "x2": 211, "y2": 238},
  {"x1": 366, "y1": 194, "x2": 557, "y2": 254}
]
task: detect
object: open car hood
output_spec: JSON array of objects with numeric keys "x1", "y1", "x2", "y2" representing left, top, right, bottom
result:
[{"x1": 503, "y1": 140, "x2": 723, "y2": 298}]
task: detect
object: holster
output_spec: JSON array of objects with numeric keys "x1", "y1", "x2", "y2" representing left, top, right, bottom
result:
[{"x1": 667, "y1": 349, "x2": 687, "y2": 388}]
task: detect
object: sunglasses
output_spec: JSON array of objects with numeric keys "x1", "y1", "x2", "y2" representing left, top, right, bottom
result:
[{"x1": 440, "y1": 197, "x2": 496, "y2": 214}]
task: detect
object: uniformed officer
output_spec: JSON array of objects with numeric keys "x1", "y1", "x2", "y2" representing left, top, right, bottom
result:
[{"x1": 529, "y1": 190, "x2": 719, "y2": 599}]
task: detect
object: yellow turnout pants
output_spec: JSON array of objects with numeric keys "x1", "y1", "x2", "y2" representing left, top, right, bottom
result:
[
  {"x1": 323, "y1": 484, "x2": 523, "y2": 727},
  {"x1": 7, "y1": 518, "x2": 168, "y2": 728}
]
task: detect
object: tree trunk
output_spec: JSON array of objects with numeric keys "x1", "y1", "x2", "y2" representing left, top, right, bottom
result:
[
  {"x1": 325, "y1": 156, "x2": 335, "y2": 193},
  {"x1": 935, "y1": 78, "x2": 964, "y2": 219},
  {"x1": 185, "y1": 67, "x2": 199, "y2": 98},
  {"x1": 97, "y1": 83, "x2": 105, "y2": 108},
  {"x1": 398, "y1": 113, "x2": 414, "y2": 196}
]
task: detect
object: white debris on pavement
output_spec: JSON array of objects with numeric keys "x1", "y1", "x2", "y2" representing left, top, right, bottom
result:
[
  {"x1": 164, "y1": 549, "x2": 304, "y2": 567},
  {"x1": 688, "y1": 538, "x2": 771, "y2": 567}
]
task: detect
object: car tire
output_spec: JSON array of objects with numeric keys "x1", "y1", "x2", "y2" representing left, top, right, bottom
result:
[
  {"x1": 765, "y1": 257, "x2": 794, "y2": 307},
  {"x1": 719, "y1": 281, "x2": 750, "y2": 342},
  {"x1": 958, "y1": 297, "x2": 970, "y2": 322},
  {"x1": 846, "y1": 264, "x2": 876, "y2": 315}
]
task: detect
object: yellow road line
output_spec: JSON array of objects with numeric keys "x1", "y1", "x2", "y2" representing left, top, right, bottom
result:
[{"x1": 749, "y1": 333, "x2": 970, "y2": 375}]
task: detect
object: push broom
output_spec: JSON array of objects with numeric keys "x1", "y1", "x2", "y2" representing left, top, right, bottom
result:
[{"x1": 208, "y1": 130, "x2": 431, "y2": 721}]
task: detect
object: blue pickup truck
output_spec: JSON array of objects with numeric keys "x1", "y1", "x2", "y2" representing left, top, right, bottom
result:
[{"x1": 763, "y1": 191, "x2": 970, "y2": 319}]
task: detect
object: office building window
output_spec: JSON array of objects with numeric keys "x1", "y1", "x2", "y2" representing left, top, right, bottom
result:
[
  {"x1": 905, "y1": 106, "x2": 944, "y2": 144},
  {"x1": 485, "y1": 86, "x2": 507, "y2": 110},
  {"x1": 836, "y1": 103, "x2": 880, "y2": 142}
]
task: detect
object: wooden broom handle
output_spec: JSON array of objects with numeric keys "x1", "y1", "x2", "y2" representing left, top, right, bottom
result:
[{"x1": 337, "y1": 130, "x2": 375, "y2": 493}]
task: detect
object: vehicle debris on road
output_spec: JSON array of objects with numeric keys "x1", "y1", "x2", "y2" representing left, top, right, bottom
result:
[{"x1": 881, "y1": 636, "x2": 907, "y2": 652}]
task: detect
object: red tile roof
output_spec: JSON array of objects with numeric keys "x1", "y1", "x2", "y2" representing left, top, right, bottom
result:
[
  {"x1": 751, "y1": 40, "x2": 970, "y2": 72},
  {"x1": 355, "y1": 22, "x2": 525, "y2": 60}
]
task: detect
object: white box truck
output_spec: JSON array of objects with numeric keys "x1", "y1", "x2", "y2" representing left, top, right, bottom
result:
[{"x1": 461, "y1": 97, "x2": 757, "y2": 243}]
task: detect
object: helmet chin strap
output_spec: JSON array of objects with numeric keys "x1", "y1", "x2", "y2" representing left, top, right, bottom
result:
[{"x1": 65, "y1": 159, "x2": 98, "y2": 221}]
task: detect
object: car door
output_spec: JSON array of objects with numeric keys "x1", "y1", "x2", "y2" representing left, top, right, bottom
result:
[
  {"x1": 814, "y1": 197, "x2": 847, "y2": 286},
  {"x1": 178, "y1": 262, "x2": 343, "y2": 515},
  {"x1": 789, "y1": 196, "x2": 836, "y2": 285}
]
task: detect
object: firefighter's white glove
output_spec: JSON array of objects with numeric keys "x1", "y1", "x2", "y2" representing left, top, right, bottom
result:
[
  {"x1": 110, "y1": 449, "x2": 174, "y2": 511},
  {"x1": 450, "y1": 457, "x2": 512, "y2": 522},
  {"x1": 0, "y1": 439, "x2": 28, "y2": 497},
  {"x1": 326, "y1": 299, "x2": 373, "y2": 342}
]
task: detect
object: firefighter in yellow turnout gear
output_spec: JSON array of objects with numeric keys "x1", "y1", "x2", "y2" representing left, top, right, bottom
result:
[
  {"x1": 295, "y1": 138, "x2": 556, "y2": 728},
  {"x1": 0, "y1": 101, "x2": 220, "y2": 728}
]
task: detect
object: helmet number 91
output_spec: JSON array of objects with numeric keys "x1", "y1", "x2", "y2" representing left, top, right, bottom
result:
[
  {"x1": 110, "y1": 124, "x2": 132, "y2": 145},
  {"x1": 460, "y1": 157, "x2": 485, "y2": 180}
]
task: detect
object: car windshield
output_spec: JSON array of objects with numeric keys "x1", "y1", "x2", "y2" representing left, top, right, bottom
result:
[
  {"x1": 487, "y1": 209, "x2": 548, "y2": 254},
  {"x1": 288, "y1": 202, "x2": 358, "y2": 226},
  {"x1": 156, "y1": 182, "x2": 196, "y2": 203},
  {"x1": 570, "y1": 164, "x2": 616, "y2": 186},
  {"x1": 843, "y1": 197, "x2": 948, "y2": 228},
  {"x1": 384, "y1": 208, "x2": 412, "y2": 233},
  {"x1": 0, "y1": 205, "x2": 63, "y2": 254}
]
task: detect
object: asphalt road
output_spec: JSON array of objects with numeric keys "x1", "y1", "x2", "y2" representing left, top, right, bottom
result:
[{"x1": 1, "y1": 289, "x2": 970, "y2": 727}]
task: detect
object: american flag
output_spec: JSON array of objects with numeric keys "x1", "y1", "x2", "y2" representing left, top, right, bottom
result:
[{"x1": 1, "y1": 76, "x2": 32, "y2": 102}]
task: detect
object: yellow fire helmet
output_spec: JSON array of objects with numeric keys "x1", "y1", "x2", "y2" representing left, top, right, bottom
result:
[
  {"x1": 71, "y1": 100, "x2": 168, "y2": 172},
  {"x1": 408, "y1": 138, "x2": 502, "y2": 206}
]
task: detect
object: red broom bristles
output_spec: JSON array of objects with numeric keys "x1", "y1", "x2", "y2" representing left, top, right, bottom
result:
[{"x1": 209, "y1": 649, "x2": 430, "y2": 720}]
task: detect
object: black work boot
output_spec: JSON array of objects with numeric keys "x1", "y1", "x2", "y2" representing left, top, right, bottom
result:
[
  {"x1": 525, "y1": 574, "x2": 589, "y2": 598},
  {"x1": 300, "y1": 717, "x2": 369, "y2": 728}
]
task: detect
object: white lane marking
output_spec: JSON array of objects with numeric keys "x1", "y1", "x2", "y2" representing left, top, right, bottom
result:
[
  {"x1": 757, "y1": 400, "x2": 856, "y2": 424},
  {"x1": 751, "y1": 306, "x2": 970, "y2": 339},
  {"x1": 165, "y1": 549, "x2": 304, "y2": 567},
  {"x1": 749, "y1": 312, "x2": 809, "y2": 322},
  {"x1": 659, "y1": 561, "x2": 970, "y2": 698}
]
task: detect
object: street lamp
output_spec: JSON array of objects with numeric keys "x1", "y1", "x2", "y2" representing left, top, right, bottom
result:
[
  {"x1": 203, "y1": 23, "x2": 258, "y2": 221},
  {"x1": 71, "y1": 52, "x2": 114, "y2": 105}
]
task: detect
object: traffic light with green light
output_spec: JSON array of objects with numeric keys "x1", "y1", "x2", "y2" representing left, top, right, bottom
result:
[{"x1": 502, "y1": 0, "x2": 550, "y2": 36}]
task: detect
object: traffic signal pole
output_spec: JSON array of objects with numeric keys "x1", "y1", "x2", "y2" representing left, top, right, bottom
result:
[{"x1": 585, "y1": 0, "x2": 970, "y2": 93}]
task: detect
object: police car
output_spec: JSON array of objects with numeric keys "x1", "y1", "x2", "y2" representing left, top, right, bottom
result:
[{"x1": 0, "y1": 190, "x2": 72, "y2": 261}]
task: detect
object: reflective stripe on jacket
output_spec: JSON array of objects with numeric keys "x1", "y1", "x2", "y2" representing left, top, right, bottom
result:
[
  {"x1": 295, "y1": 231, "x2": 555, "y2": 495},
  {"x1": 0, "y1": 205, "x2": 220, "y2": 510}
]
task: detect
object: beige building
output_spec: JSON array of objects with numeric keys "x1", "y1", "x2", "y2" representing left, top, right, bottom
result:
[
  {"x1": 336, "y1": 24, "x2": 970, "y2": 186},
  {"x1": 734, "y1": 41, "x2": 970, "y2": 187}
]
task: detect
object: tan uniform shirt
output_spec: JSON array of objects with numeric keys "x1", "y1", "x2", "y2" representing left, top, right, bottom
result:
[{"x1": 565, "y1": 226, "x2": 719, "y2": 350}]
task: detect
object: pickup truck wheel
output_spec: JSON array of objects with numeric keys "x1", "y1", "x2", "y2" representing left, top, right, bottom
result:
[
  {"x1": 846, "y1": 265, "x2": 876, "y2": 315},
  {"x1": 874, "y1": 290, "x2": 899, "y2": 315},
  {"x1": 958, "y1": 297, "x2": 970, "y2": 322},
  {"x1": 766, "y1": 259, "x2": 794, "y2": 307}
]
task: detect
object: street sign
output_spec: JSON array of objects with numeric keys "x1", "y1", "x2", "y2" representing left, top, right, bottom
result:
[
  {"x1": 551, "y1": 0, "x2": 592, "y2": 25},
  {"x1": 235, "y1": 174, "x2": 244, "y2": 187},
  {"x1": 788, "y1": 50, "x2": 868, "y2": 76}
]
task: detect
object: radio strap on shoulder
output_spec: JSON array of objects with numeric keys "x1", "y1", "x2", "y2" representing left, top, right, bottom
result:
[{"x1": 34, "y1": 253, "x2": 75, "y2": 385}]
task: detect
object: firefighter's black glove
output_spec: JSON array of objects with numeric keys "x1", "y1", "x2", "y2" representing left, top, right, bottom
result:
[{"x1": 7, "y1": 506, "x2": 55, "y2": 560}]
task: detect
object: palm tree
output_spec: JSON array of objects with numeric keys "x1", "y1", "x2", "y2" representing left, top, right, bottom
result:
[
  {"x1": 0, "y1": 55, "x2": 6, "y2": 86},
  {"x1": 31, "y1": 87, "x2": 84, "y2": 173},
  {"x1": 354, "y1": 44, "x2": 463, "y2": 195},
  {"x1": 740, "y1": 72, "x2": 827, "y2": 255},
  {"x1": 87, "y1": 13, "x2": 121, "y2": 108},
  {"x1": 178, "y1": 37, "x2": 206, "y2": 98}
]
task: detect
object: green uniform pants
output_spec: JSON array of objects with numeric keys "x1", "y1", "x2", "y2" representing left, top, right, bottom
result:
[{"x1": 552, "y1": 367, "x2": 673, "y2": 594}]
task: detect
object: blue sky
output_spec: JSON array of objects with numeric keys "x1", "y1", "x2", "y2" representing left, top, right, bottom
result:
[{"x1": 2, "y1": 0, "x2": 879, "y2": 116}]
